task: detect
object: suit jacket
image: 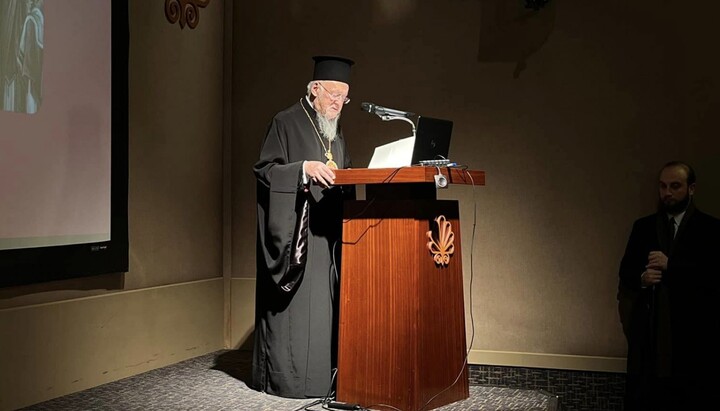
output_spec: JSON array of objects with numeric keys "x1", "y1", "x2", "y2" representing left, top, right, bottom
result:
[{"x1": 618, "y1": 202, "x2": 720, "y2": 383}]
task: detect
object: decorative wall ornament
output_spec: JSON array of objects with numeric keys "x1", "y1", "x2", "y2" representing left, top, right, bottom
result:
[
  {"x1": 426, "y1": 215, "x2": 455, "y2": 266},
  {"x1": 165, "y1": 0, "x2": 210, "y2": 29}
]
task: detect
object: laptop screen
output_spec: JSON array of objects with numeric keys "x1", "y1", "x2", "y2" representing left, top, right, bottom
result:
[
  {"x1": 410, "y1": 116, "x2": 453, "y2": 165},
  {"x1": 366, "y1": 116, "x2": 454, "y2": 169}
]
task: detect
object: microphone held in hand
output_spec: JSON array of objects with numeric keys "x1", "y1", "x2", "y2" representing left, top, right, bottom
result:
[{"x1": 360, "y1": 102, "x2": 415, "y2": 118}]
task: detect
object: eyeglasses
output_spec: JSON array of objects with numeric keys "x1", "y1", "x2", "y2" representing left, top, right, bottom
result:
[{"x1": 317, "y1": 82, "x2": 350, "y2": 105}]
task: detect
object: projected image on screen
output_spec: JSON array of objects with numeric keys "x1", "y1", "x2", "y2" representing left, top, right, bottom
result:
[
  {"x1": 0, "y1": 0, "x2": 111, "y2": 251},
  {"x1": 1, "y1": 0, "x2": 44, "y2": 114}
]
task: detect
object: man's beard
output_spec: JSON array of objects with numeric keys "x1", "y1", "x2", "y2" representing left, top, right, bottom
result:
[
  {"x1": 658, "y1": 193, "x2": 691, "y2": 215},
  {"x1": 316, "y1": 112, "x2": 339, "y2": 142}
]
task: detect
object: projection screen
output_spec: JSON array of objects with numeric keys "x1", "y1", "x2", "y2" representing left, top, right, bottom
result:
[{"x1": 0, "y1": 0, "x2": 128, "y2": 287}]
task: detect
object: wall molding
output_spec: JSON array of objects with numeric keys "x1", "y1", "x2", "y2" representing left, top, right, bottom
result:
[
  {"x1": 469, "y1": 349, "x2": 626, "y2": 373},
  {"x1": 0, "y1": 278, "x2": 224, "y2": 411}
]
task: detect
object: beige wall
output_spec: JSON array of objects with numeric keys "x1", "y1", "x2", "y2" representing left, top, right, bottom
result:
[
  {"x1": 231, "y1": 0, "x2": 720, "y2": 363},
  {"x1": 127, "y1": 0, "x2": 224, "y2": 289}
]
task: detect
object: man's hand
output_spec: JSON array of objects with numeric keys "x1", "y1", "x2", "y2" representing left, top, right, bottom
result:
[
  {"x1": 647, "y1": 251, "x2": 668, "y2": 271},
  {"x1": 304, "y1": 161, "x2": 336, "y2": 188},
  {"x1": 641, "y1": 268, "x2": 662, "y2": 287}
]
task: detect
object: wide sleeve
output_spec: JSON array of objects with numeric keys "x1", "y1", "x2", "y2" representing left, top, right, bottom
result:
[{"x1": 254, "y1": 117, "x2": 304, "y2": 287}]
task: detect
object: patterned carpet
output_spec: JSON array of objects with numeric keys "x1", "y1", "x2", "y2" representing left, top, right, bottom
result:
[{"x1": 19, "y1": 350, "x2": 558, "y2": 411}]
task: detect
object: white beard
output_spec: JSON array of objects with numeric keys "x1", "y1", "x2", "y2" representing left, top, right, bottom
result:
[{"x1": 316, "y1": 112, "x2": 339, "y2": 142}]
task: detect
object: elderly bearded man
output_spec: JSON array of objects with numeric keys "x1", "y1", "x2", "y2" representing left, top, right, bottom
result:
[{"x1": 252, "y1": 56, "x2": 355, "y2": 399}]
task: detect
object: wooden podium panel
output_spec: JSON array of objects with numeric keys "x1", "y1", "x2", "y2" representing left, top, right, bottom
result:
[
  {"x1": 337, "y1": 199, "x2": 469, "y2": 411},
  {"x1": 334, "y1": 167, "x2": 484, "y2": 187}
]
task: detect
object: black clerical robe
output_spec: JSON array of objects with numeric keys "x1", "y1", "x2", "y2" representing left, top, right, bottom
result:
[
  {"x1": 618, "y1": 203, "x2": 720, "y2": 409},
  {"x1": 252, "y1": 97, "x2": 352, "y2": 398}
]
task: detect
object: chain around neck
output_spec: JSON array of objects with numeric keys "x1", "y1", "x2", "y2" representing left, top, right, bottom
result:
[{"x1": 300, "y1": 98, "x2": 337, "y2": 168}]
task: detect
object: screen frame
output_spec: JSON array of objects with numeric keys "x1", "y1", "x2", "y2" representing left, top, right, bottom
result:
[{"x1": 0, "y1": 1, "x2": 129, "y2": 288}]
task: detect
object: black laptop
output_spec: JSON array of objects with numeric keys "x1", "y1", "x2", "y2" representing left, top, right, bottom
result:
[{"x1": 411, "y1": 116, "x2": 453, "y2": 165}]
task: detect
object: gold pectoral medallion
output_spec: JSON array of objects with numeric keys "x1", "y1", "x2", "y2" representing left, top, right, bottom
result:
[{"x1": 325, "y1": 152, "x2": 337, "y2": 169}]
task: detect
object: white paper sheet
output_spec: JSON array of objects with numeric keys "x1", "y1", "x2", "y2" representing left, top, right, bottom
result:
[{"x1": 367, "y1": 136, "x2": 415, "y2": 169}]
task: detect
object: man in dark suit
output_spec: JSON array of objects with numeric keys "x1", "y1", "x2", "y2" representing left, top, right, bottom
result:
[{"x1": 618, "y1": 161, "x2": 720, "y2": 411}]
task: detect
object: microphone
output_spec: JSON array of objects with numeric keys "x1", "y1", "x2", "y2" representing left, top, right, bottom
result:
[{"x1": 361, "y1": 102, "x2": 415, "y2": 118}]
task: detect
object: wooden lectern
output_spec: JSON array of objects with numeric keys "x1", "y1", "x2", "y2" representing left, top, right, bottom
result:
[{"x1": 333, "y1": 167, "x2": 485, "y2": 411}]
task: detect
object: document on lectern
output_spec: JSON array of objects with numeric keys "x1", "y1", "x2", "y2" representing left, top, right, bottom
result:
[{"x1": 367, "y1": 136, "x2": 415, "y2": 168}]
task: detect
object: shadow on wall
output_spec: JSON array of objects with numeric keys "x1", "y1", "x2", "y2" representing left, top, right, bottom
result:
[{"x1": 478, "y1": 0, "x2": 556, "y2": 78}]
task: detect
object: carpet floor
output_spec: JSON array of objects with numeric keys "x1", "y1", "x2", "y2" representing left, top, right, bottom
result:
[{"x1": 19, "y1": 350, "x2": 557, "y2": 411}]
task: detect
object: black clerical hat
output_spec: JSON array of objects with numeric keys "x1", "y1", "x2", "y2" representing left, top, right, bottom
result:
[{"x1": 312, "y1": 55, "x2": 354, "y2": 84}]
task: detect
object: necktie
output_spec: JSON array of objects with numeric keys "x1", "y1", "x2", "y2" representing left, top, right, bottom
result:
[{"x1": 669, "y1": 217, "x2": 677, "y2": 239}]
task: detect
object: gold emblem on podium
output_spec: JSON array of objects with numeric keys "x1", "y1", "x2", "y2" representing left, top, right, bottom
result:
[{"x1": 426, "y1": 215, "x2": 455, "y2": 266}]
